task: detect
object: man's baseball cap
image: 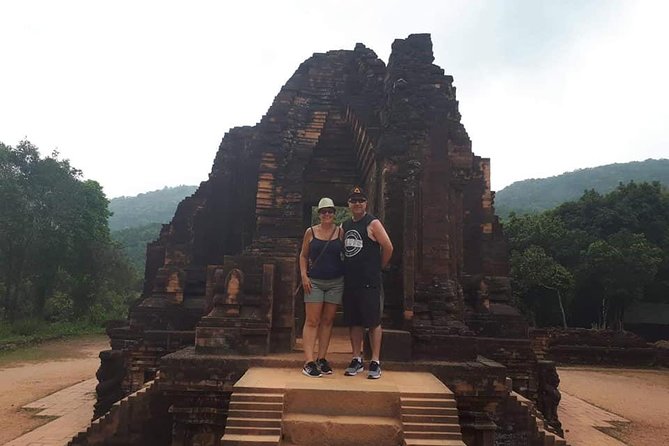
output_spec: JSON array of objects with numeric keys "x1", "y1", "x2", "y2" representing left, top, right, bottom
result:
[{"x1": 348, "y1": 186, "x2": 367, "y2": 200}]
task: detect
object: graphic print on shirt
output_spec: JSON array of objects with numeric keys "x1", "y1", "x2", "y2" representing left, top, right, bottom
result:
[{"x1": 344, "y1": 229, "x2": 363, "y2": 257}]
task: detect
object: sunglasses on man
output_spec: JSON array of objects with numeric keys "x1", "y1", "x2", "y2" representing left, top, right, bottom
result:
[{"x1": 348, "y1": 198, "x2": 366, "y2": 204}]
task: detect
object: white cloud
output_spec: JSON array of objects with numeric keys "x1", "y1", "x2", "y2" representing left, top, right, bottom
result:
[
  {"x1": 1, "y1": 1, "x2": 666, "y2": 197},
  {"x1": 460, "y1": 1, "x2": 669, "y2": 189}
]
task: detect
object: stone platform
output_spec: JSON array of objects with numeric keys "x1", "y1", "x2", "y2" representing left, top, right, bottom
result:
[
  {"x1": 68, "y1": 334, "x2": 565, "y2": 446},
  {"x1": 159, "y1": 345, "x2": 509, "y2": 395},
  {"x1": 235, "y1": 366, "x2": 453, "y2": 393},
  {"x1": 158, "y1": 334, "x2": 510, "y2": 445},
  {"x1": 222, "y1": 367, "x2": 465, "y2": 446}
]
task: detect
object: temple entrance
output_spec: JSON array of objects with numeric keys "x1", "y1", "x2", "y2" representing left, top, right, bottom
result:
[
  {"x1": 294, "y1": 110, "x2": 364, "y2": 342},
  {"x1": 301, "y1": 109, "x2": 364, "y2": 206}
]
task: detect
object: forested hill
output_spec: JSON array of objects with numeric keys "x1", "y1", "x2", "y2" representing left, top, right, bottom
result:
[
  {"x1": 495, "y1": 159, "x2": 669, "y2": 218},
  {"x1": 109, "y1": 185, "x2": 198, "y2": 271},
  {"x1": 109, "y1": 185, "x2": 198, "y2": 231}
]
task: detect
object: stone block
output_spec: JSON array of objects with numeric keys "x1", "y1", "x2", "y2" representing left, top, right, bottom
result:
[{"x1": 363, "y1": 328, "x2": 411, "y2": 361}]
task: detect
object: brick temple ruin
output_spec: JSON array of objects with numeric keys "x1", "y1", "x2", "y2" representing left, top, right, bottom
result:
[{"x1": 75, "y1": 34, "x2": 567, "y2": 446}]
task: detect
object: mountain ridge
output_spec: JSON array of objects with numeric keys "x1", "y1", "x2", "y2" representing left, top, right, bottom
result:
[
  {"x1": 495, "y1": 158, "x2": 669, "y2": 218},
  {"x1": 108, "y1": 184, "x2": 198, "y2": 231}
]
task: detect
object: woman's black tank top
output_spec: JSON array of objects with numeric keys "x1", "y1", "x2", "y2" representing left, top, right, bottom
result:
[{"x1": 308, "y1": 227, "x2": 344, "y2": 280}]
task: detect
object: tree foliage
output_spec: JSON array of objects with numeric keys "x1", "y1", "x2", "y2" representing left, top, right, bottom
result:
[
  {"x1": 505, "y1": 181, "x2": 669, "y2": 329},
  {"x1": 111, "y1": 222, "x2": 163, "y2": 272},
  {"x1": 0, "y1": 141, "x2": 138, "y2": 322},
  {"x1": 511, "y1": 246, "x2": 573, "y2": 328}
]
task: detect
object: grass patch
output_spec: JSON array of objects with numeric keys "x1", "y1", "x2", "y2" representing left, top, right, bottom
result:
[
  {"x1": 0, "y1": 319, "x2": 104, "y2": 353},
  {"x1": 0, "y1": 332, "x2": 106, "y2": 366}
]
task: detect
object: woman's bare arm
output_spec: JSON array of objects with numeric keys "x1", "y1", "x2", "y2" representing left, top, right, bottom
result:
[{"x1": 299, "y1": 227, "x2": 313, "y2": 294}]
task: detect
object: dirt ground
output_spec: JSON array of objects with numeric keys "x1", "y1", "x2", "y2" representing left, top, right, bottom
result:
[
  {"x1": 558, "y1": 366, "x2": 669, "y2": 446},
  {"x1": 0, "y1": 335, "x2": 108, "y2": 444}
]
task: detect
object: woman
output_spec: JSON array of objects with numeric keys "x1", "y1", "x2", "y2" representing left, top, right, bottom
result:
[{"x1": 299, "y1": 197, "x2": 344, "y2": 377}]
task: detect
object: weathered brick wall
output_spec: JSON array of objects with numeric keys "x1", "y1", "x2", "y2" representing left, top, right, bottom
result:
[{"x1": 530, "y1": 328, "x2": 661, "y2": 366}]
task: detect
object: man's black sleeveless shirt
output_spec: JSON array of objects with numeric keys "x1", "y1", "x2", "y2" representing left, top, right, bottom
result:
[{"x1": 343, "y1": 213, "x2": 381, "y2": 288}]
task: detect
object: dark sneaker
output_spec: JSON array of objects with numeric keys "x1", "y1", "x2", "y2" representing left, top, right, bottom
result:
[
  {"x1": 367, "y1": 360, "x2": 381, "y2": 379},
  {"x1": 302, "y1": 361, "x2": 322, "y2": 378},
  {"x1": 316, "y1": 358, "x2": 333, "y2": 375},
  {"x1": 344, "y1": 357, "x2": 364, "y2": 376}
]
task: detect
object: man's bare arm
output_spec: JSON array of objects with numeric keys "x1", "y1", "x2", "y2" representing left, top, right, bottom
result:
[{"x1": 369, "y1": 220, "x2": 393, "y2": 268}]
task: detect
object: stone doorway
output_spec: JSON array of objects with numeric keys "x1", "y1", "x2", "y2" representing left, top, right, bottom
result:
[{"x1": 294, "y1": 109, "x2": 364, "y2": 340}]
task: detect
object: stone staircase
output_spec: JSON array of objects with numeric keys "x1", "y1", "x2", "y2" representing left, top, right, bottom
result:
[
  {"x1": 221, "y1": 387, "x2": 284, "y2": 446},
  {"x1": 510, "y1": 391, "x2": 567, "y2": 446},
  {"x1": 69, "y1": 380, "x2": 159, "y2": 445},
  {"x1": 400, "y1": 390, "x2": 465, "y2": 446},
  {"x1": 280, "y1": 384, "x2": 402, "y2": 446},
  {"x1": 222, "y1": 368, "x2": 469, "y2": 446}
]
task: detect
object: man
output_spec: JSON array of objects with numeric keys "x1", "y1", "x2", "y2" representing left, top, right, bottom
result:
[{"x1": 342, "y1": 186, "x2": 393, "y2": 379}]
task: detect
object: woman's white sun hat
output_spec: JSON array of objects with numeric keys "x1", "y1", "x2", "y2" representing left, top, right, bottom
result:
[{"x1": 317, "y1": 197, "x2": 335, "y2": 210}]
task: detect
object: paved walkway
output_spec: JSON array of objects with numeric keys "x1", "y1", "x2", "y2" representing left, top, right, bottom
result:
[
  {"x1": 5, "y1": 378, "x2": 97, "y2": 446},
  {"x1": 559, "y1": 390, "x2": 629, "y2": 446}
]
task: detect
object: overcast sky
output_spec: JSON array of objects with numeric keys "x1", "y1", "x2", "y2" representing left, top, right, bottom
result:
[{"x1": 1, "y1": 0, "x2": 667, "y2": 198}]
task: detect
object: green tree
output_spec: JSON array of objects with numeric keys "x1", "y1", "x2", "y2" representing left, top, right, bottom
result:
[
  {"x1": 29, "y1": 153, "x2": 85, "y2": 316},
  {"x1": 511, "y1": 246, "x2": 574, "y2": 327},
  {"x1": 505, "y1": 181, "x2": 669, "y2": 329},
  {"x1": 583, "y1": 232, "x2": 662, "y2": 329},
  {"x1": 0, "y1": 141, "x2": 40, "y2": 320},
  {"x1": 0, "y1": 140, "x2": 138, "y2": 322},
  {"x1": 111, "y1": 222, "x2": 163, "y2": 272}
]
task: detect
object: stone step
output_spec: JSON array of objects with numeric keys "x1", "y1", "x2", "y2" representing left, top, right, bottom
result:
[
  {"x1": 400, "y1": 391, "x2": 454, "y2": 398},
  {"x1": 229, "y1": 401, "x2": 283, "y2": 411},
  {"x1": 541, "y1": 432, "x2": 555, "y2": 446},
  {"x1": 305, "y1": 163, "x2": 358, "y2": 173},
  {"x1": 400, "y1": 397, "x2": 456, "y2": 408},
  {"x1": 233, "y1": 387, "x2": 285, "y2": 394},
  {"x1": 231, "y1": 393, "x2": 284, "y2": 403},
  {"x1": 404, "y1": 439, "x2": 466, "y2": 446},
  {"x1": 402, "y1": 413, "x2": 459, "y2": 423},
  {"x1": 226, "y1": 417, "x2": 282, "y2": 428},
  {"x1": 220, "y1": 433, "x2": 280, "y2": 446},
  {"x1": 224, "y1": 426, "x2": 281, "y2": 436},
  {"x1": 309, "y1": 152, "x2": 355, "y2": 160},
  {"x1": 229, "y1": 409, "x2": 283, "y2": 419},
  {"x1": 310, "y1": 157, "x2": 357, "y2": 165},
  {"x1": 404, "y1": 431, "x2": 462, "y2": 440},
  {"x1": 402, "y1": 422, "x2": 461, "y2": 433},
  {"x1": 401, "y1": 406, "x2": 458, "y2": 416},
  {"x1": 283, "y1": 387, "x2": 398, "y2": 419},
  {"x1": 282, "y1": 413, "x2": 401, "y2": 446}
]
